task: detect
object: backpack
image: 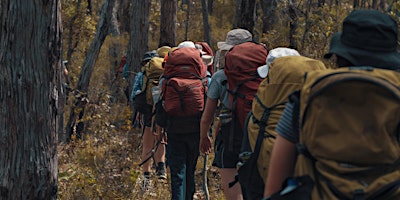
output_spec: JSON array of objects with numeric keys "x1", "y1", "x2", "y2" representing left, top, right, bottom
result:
[
  {"x1": 239, "y1": 56, "x2": 326, "y2": 200},
  {"x1": 195, "y1": 41, "x2": 215, "y2": 75},
  {"x1": 214, "y1": 49, "x2": 229, "y2": 72},
  {"x1": 161, "y1": 47, "x2": 208, "y2": 117},
  {"x1": 292, "y1": 66, "x2": 400, "y2": 200},
  {"x1": 118, "y1": 54, "x2": 126, "y2": 74},
  {"x1": 142, "y1": 57, "x2": 164, "y2": 105},
  {"x1": 224, "y1": 42, "x2": 268, "y2": 131}
]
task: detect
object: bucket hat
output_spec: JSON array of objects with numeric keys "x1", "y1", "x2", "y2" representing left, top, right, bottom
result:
[
  {"x1": 257, "y1": 47, "x2": 300, "y2": 78},
  {"x1": 217, "y1": 29, "x2": 253, "y2": 50},
  {"x1": 157, "y1": 46, "x2": 171, "y2": 58},
  {"x1": 324, "y1": 10, "x2": 400, "y2": 70},
  {"x1": 178, "y1": 41, "x2": 196, "y2": 48},
  {"x1": 142, "y1": 50, "x2": 158, "y2": 62}
]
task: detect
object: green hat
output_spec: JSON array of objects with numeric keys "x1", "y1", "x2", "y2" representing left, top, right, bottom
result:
[{"x1": 324, "y1": 10, "x2": 400, "y2": 70}]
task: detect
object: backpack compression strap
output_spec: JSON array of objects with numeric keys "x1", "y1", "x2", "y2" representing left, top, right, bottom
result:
[{"x1": 227, "y1": 77, "x2": 258, "y2": 151}]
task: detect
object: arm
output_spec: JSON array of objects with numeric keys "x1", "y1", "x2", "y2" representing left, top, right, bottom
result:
[
  {"x1": 264, "y1": 135, "x2": 297, "y2": 197},
  {"x1": 200, "y1": 97, "x2": 218, "y2": 154}
]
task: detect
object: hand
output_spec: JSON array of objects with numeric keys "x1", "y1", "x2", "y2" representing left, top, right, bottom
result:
[
  {"x1": 153, "y1": 125, "x2": 163, "y2": 141},
  {"x1": 200, "y1": 136, "x2": 212, "y2": 154}
]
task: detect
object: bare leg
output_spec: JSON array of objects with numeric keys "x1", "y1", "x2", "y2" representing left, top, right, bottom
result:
[
  {"x1": 141, "y1": 126, "x2": 154, "y2": 173},
  {"x1": 220, "y1": 168, "x2": 243, "y2": 200}
]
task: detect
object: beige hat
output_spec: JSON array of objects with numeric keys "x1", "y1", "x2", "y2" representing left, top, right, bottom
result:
[
  {"x1": 157, "y1": 46, "x2": 171, "y2": 58},
  {"x1": 217, "y1": 29, "x2": 253, "y2": 50}
]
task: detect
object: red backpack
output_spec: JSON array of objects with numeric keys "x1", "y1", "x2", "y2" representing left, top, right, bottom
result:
[
  {"x1": 162, "y1": 47, "x2": 208, "y2": 117},
  {"x1": 224, "y1": 42, "x2": 268, "y2": 130},
  {"x1": 195, "y1": 41, "x2": 215, "y2": 75}
]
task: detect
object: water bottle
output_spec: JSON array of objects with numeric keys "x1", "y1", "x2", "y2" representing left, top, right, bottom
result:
[
  {"x1": 280, "y1": 178, "x2": 298, "y2": 195},
  {"x1": 151, "y1": 86, "x2": 161, "y2": 104}
]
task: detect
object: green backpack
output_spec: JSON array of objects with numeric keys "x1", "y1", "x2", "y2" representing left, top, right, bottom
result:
[
  {"x1": 142, "y1": 57, "x2": 164, "y2": 105},
  {"x1": 294, "y1": 66, "x2": 400, "y2": 199}
]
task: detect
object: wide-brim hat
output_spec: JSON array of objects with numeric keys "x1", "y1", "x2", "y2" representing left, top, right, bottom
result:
[
  {"x1": 257, "y1": 47, "x2": 300, "y2": 78},
  {"x1": 324, "y1": 10, "x2": 400, "y2": 70},
  {"x1": 217, "y1": 29, "x2": 253, "y2": 50},
  {"x1": 142, "y1": 50, "x2": 158, "y2": 62},
  {"x1": 178, "y1": 41, "x2": 196, "y2": 48},
  {"x1": 157, "y1": 46, "x2": 171, "y2": 58}
]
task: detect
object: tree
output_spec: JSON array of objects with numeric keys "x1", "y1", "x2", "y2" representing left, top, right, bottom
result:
[
  {"x1": 260, "y1": 0, "x2": 278, "y2": 34},
  {"x1": 118, "y1": 0, "x2": 130, "y2": 33},
  {"x1": 0, "y1": 1, "x2": 62, "y2": 199},
  {"x1": 201, "y1": 0, "x2": 212, "y2": 44},
  {"x1": 234, "y1": 0, "x2": 257, "y2": 33},
  {"x1": 185, "y1": 0, "x2": 192, "y2": 40},
  {"x1": 159, "y1": 0, "x2": 177, "y2": 47},
  {"x1": 288, "y1": 0, "x2": 299, "y2": 49},
  {"x1": 66, "y1": 0, "x2": 118, "y2": 140},
  {"x1": 123, "y1": 0, "x2": 151, "y2": 105}
]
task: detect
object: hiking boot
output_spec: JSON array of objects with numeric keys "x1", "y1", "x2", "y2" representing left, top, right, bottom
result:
[
  {"x1": 156, "y1": 162, "x2": 167, "y2": 179},
  {"x1": 156, "y1": 168, "x2": 167, "y2": 179},
  {"x1": 141, "y1": 173, "x2": 151, "y2": 191}
]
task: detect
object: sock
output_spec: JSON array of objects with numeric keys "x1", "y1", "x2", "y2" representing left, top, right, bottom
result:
[
  {"x1": 144, "y1": 171, "x2": 151, "y2": 178},
  {"x1": 157, "y1": 162, "x2": 165, "y2": 169}
]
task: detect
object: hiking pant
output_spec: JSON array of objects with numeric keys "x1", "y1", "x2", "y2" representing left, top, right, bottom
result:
[{"x1": 167, "y1": 132, "x2": 200, "y2": 200}]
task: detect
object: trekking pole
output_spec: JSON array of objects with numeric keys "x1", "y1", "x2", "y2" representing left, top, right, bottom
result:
[
  {"x1": 203, "y1": 125, "x2": 213, "y2": 200},
  {"x1": 138, "y1": 130, "x2": 165, "y2": 167}
]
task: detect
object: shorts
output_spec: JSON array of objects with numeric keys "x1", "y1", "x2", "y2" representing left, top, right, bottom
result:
[
  {"x1": 140, "y1": 103, "x2": 153, "y2": 127},
  {"x1": 133, "y1": 92, "x2": 152, "y2": 127},
  {"x1": 212, "y1": 122, "x2": 242, "y2": 168}
]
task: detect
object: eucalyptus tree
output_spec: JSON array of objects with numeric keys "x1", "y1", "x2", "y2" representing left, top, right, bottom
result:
[
  {"x1": 159, "y1": 0, "x2": 178, "y2": 47},
  {"x1": 0, "y1": 1, "x2": 62, "y2": 199},
  {"x1": 65, "y1": 0, "x2": 118, "y2": 140}
]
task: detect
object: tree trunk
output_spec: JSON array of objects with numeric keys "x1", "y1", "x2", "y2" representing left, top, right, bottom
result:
[
  {"x1": 66, "y1": 0, "x2": 83, "y2": 62},
  {"x1": 234, "y1": 0, "x2": 256, "y2": 33},
  {"x1": 66, "y1": 0, "x2": 116, "y2": 141},
  {"x1": 0, "y1": 1, "x2": 61, "y2": 199},
  {"x1": 124, "y1": 0, "x2": 151, "y2": 105},
  {"x1": 159, "y1": 0, "x2": 177, "y2": 47},
  {"x1": 185, "y1": 0, "x2": 192, "y2": 40},
  {"x1": 260, "y1": 0, "x2": 277, "y2": 34},
  {"x1": 201, "y1": 0, "x2": 211, "y2": 44},
  {"x1": 118, "y1": 0, "x2": 130, "y2": 33},
  {"x1": 208, "y1": 0, "x2": 214, "y2": 15},
  {"x1": 353, "y1": 0, "x2": 359, "y2": 9},
  {"x1": 234, "y1": 0, "x2": 241, "y2": 28},
  {"x1": 301, "y1": 0, "x2": 312, "y2": 50},
  {"x1": 288, "y1": 1, "x2": 299, "y2": 49}
]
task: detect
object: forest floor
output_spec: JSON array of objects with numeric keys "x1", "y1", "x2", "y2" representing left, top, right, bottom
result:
[{"x1": 57, "y1": 123, "x2": 225, "y2": 200}]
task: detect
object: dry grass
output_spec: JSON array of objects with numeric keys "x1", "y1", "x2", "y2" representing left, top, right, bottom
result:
[{"x1": 58, "y1": 124, "x2": 225, "y2": 200}]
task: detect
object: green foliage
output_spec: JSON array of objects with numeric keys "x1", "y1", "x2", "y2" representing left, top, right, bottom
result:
[{"x1": 259, "y1": 1, "x2": 352, "y2": 68}]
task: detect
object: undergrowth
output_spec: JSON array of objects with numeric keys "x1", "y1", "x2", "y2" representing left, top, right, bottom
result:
[{"x1": 58, "y1": 104, "x2": 224, "y2": 200}]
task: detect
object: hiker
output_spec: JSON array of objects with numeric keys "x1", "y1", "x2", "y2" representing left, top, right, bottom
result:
[
  {"x1": 132, "y1": 50, "x2": 167, "y2": 189},
  {"x1": 62, "y1": 60, "x2": 72, "y2": 97},
  {"x1": 199, "y1": 28, "x2": 253, "y2": 200},
  {"x1": 239, "y1": 48, "x2": 325, "y2": 200},
  {"x1": 117, "y1": 53, "x2": 126, "y2": 78},
  {"x1": 263, "y1": 10, "x2": 400, "y2": 200},
  {"x1": 195, "y1": 42, "x2": 215, "y2": 75},
  {"x1": 157, "y1": 41, "x2": 209, "y2": 200}
]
